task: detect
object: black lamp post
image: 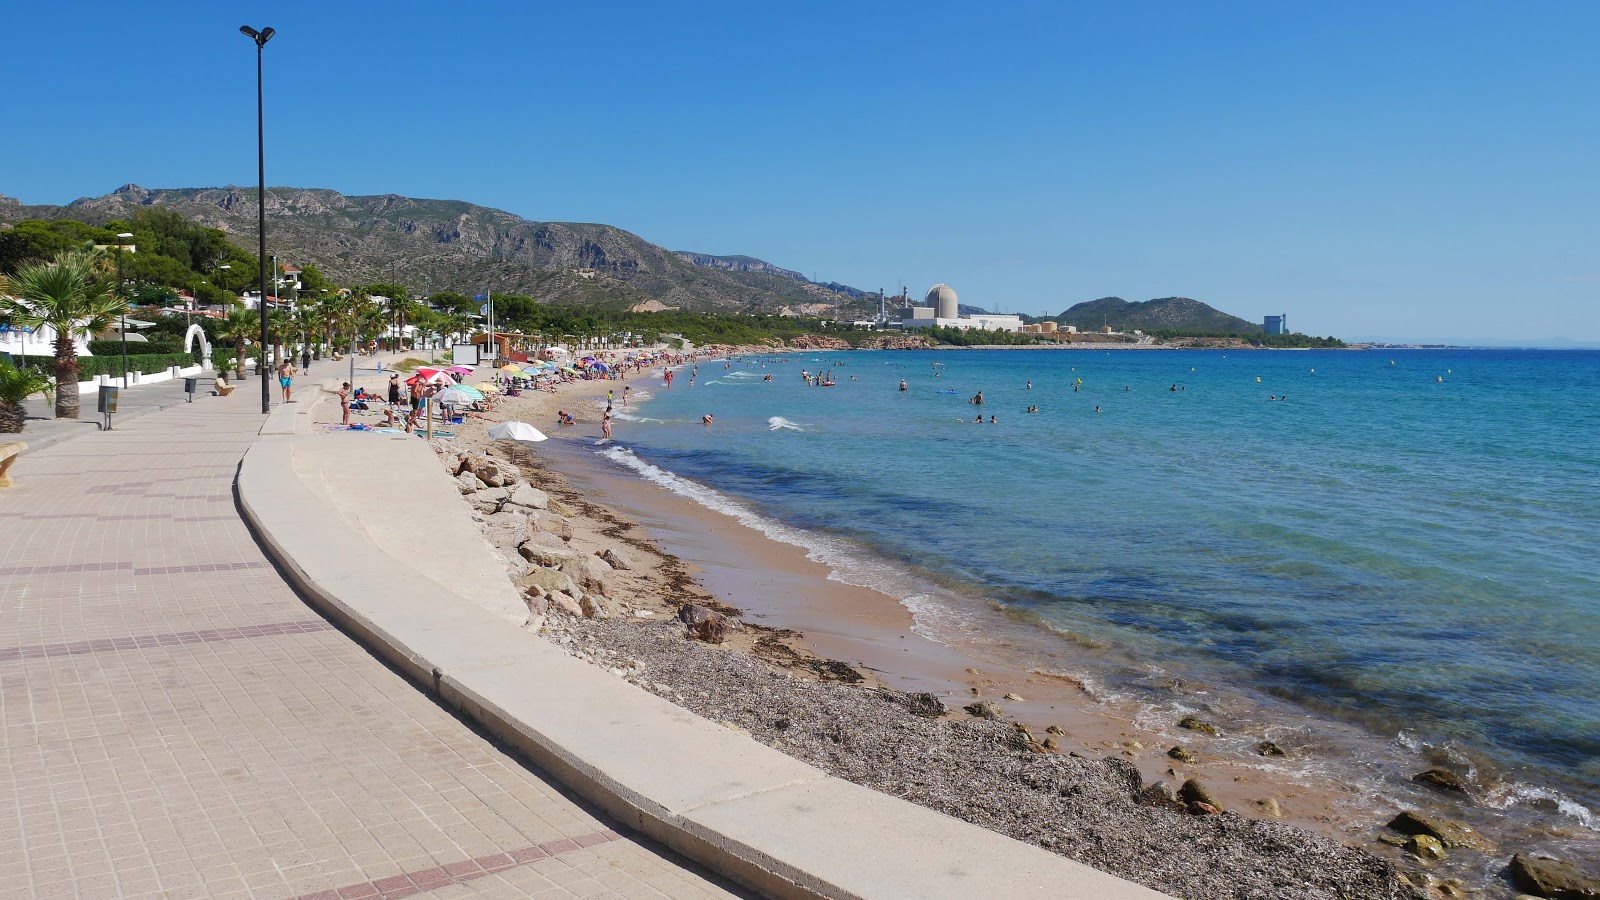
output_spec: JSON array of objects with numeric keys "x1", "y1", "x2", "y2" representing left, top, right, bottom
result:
[
  {"x1": 240, "y1": 24, "x2": 275, "y2": 414},
  {"x1": 115, "y1": 232, "x2": 133, "y2": 388}
]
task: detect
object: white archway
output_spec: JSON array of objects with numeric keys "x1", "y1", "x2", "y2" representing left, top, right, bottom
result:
[{"x1": 183, "y1": 323, "x2": 212, "y2": 367}]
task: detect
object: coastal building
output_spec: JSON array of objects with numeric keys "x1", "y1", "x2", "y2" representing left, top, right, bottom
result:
[
  {"x1": 898, "y1": 284, "x2": 1024, "y2": 333},
  {"x1": 1264, "y1": 314, "x2": 1287, "y2": 335}
]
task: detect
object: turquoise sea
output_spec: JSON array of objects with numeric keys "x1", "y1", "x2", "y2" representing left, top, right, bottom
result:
[{"x1": 596, "y1": 347, "x2": 1600, "y2": 846}]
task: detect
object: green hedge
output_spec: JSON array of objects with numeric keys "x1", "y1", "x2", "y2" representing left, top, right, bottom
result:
[
  {"x1": 17, "y1": 353, "x2": 196, "y2": 380},
  {"x1": 87, "y1": 340, "x2": 207, "y2": 365}
]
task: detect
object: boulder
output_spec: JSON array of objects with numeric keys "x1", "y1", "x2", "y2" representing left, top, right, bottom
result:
[
  {"x1": 580, "y1": 593, "x2": 615, "y2": 619},
  {"x1": 1004, "y1": 693, "x2": 1025, "y2": 702},
  {"x1": 482, "y1": 524, "x2": 531, "y2": 549},
  {"x1": 455, "y1": 472, "x2": 485, "y2": 493},
  {"x1": 1179, "y1": 778, "x2": 1223, "y2": 812},
  {"x1": 1509, "y1": 854, "x2": 1600, "y2": 899},
  {"x1": 495, "y1": 549, "x2": 532, "y2": 580},
  {"x1": 472, "y1": 459, "x2": 506, "y2": 487},
  {"x1": 523, "y1": 568, "x2": 579, "y2": 597},
  {"x1": 1386, "y1": 810, "x2": 1494, "y2": 851},
  {"x1": 1413, "y1": 767, "x2": 1470, "y2": 796},
  {"x1": 1188, "y1": 802, "x2": 1222, "y2": 816},
  {"x1": 467, "y1": 487, "x2": 509, "y2": 505},
  {"x1": 561, "y1": 555, "x2": 614, "y2": 597},
  {"x1": 548, "y1": 591, "x2": 583, "y2": 617},
  {"x1": 1178, "y1": 715, "x2": 1223, "y2": 737},
  {"x1": 547, "y1": 498, "x2": 577, "y2": 517},
  {"x1": 518, "y1": 533, "x2": 576, "y2": 567},
  {"x1": 506, "y1": 483, "x2": 550, "y2": 510},
  {"x1": 530, "y1": 511, "x2": 574, "y2": 542},
  {"x1": 1140, "y1": 781, "x2": 1180, "y2": 806},
  {"x1": 1256, "y1": 740, "x2": 1288, "y2": 757},
  {"x1": 1045, "y1": 724, "x2": 1066, "y2": 736},
  {"x1": 523, "y1": 591, "x2": 550, "y2": 617},
  {"x1": 963, "y1": 700, "x2": 1003, "y2": 720},
  {"x1": 1167, "y1": 746, "x2": 1195, "y2": 762},
  {"x1": 1406, "y1": 834, "x2": 1447, "y2": 861},
  {"x1": 678, "y1": 604, "x2": 728, "y2": 643},
  {"x1": 1255, "y1": 797, "x2": 1283, "y2": 818},
  {"x1": 600, "y1": 547, "x2": 633, "y2": 570},
  {"x1": 484, "y1": 510, "x2": 530, "y2": 530}
]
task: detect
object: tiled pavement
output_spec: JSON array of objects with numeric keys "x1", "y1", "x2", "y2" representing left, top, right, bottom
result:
[{"x1": 0, "y1": 400, "x2": 748, "y2": 899}]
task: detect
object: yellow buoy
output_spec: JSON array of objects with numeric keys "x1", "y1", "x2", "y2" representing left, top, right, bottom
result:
[{"x1": 1256, "y1": 376, "x2": 1261, "y2": 382}]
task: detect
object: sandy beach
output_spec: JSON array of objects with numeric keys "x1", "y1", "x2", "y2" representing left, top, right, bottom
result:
[{"x1": 305, "y1": 353, "x2": 1499, "y2": 898}]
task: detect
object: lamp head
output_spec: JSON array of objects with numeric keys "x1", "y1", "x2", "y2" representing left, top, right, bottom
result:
[
  {"x1": 117, "y1": 232, "x2": 133, "y2": 239},
  {"x1": 239, "y1": 25, "x2": 275, "y2": 46}
]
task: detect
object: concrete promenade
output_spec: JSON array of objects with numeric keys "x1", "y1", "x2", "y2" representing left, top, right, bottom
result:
[{"x1": 0, "y1": 390, "x2": 746, "y2": 897}]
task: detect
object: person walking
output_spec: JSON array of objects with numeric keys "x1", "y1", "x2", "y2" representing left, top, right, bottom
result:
[
  {"x1": 301, "y1": 346, "x2": 310, "y2": 373},
  {"x1": 277, "y1": 359, "x2": 296, "y2": 402}
]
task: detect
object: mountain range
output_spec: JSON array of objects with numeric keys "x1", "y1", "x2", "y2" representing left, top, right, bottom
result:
[
  {"x1": 0, "y1": 185, "x2": 878, "y2": 315},
  {"x1": 1055, "y1": 296, "x2": 1263, "y2": 333}
]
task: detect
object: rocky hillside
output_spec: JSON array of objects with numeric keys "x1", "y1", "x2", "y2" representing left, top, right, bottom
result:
[
  {"x1": 0, "y1": 185, "x2": 877, "y2": 315},
  {"x1": 1056, "y1": 296, "x2": 1261, "y2": 333}
]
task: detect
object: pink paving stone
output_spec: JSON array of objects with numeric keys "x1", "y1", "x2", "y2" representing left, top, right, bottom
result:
[
  {"x1": 540, "y1": 838, "x2": 580, "y2": 855},
  {"x1": 507, "y1": 846, "x2": 549, "y2": 864},
  {"x1": 336, "y1": 884, "x2": 381, "y2": 898},
  {"x1": 371, "y1": 875, "x2": 412, "y2": 892},
  {"x1": 573, "y1": 832, "x2": 610, "y2": 848},
  {"x1": 441, "y1": 859, "x2": 484, "y2": 877}
]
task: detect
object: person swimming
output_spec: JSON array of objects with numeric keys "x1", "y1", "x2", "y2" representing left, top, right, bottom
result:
[
  {"x1": 971, "y1": 391, "x2": 984, "y2": 405},
  {"x1": 899, "y1": 380, "x2": 908, "y2": 391},
  {"x1": 702, "y1": 413, "x2": 714, "y2": 425}
]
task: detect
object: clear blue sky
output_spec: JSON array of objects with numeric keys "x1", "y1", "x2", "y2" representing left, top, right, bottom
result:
[{"x1": 4, "y1": 1, "x2": 1598, "y2": 343}]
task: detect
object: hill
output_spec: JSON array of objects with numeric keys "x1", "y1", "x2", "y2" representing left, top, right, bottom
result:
[
  {"x1": 1055, "y1": 296, "x2": 1261, "y2": 333},
  {"x1": 0, "y1": 185, "x2": 877, "y2": 316}
]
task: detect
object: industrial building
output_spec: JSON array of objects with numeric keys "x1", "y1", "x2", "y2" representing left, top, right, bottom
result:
[
  {"x1": 1264, "y1": 314, "x2": 1288, "y2": 335},
  {"x1": 899, "y1": 284, "x2": 1024, "y2": 332}
]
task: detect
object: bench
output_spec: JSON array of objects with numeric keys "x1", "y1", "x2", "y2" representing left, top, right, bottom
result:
[
  {"x1": 0, "y1": 442, "x2": 24, "y2": 488},
  {"x1": 213, "y1": 381, "x2": 236, "y2": 397}
]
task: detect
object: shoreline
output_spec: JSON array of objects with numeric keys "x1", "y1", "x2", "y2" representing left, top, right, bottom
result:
[{"x1": 331, "y1": 352, "x2": 1580, "y2": 897}]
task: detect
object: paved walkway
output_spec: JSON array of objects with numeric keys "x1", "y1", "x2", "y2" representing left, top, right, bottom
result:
[{"x1": 0, "y1": 397, "x2": 747, "y2": 898}]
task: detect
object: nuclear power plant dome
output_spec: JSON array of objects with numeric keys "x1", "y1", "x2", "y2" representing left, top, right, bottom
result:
[{"x1": 927, "y1": 284, "x2": 959, "y2": 320}]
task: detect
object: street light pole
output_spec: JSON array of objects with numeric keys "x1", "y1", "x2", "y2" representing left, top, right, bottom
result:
[
  {"x1": 240, "y1": 24, "x2": 276, "y2": 414},
  {"x1": 116, "y1": 232, "x2": 133, "y2": 388}
]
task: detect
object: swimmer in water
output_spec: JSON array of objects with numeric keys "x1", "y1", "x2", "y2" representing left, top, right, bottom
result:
[
  {"x1": 1095, "y1": 405, "x2": 1102, "y2": 413},
  {"x1": 899, "y1": 380, "x2": 908, "y2": 391},
  {"x1": 702, "y1": 413, "x2": 714, "y2": 425},
  {"x1": 1026, "y1": 381, "x2": 1032, "y2": 390},
  {"x1": 989, "y1": 415, "x2": 996, "y2": 424},
  {"x1": 971, "y1": 391, "x2": 984, "y2": 405}
]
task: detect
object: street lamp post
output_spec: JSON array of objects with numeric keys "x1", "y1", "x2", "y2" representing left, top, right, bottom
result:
[
  {"x1": 116, "y1": 232, "x2": 133, "y2": 388},
  {"x1": 240, "y1": 23, "x2": 275, "y2": 414}
]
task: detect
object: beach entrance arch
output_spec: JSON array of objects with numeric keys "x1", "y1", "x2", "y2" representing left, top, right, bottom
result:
[{"x1": 183, "y1": 323, "x2": 212, "y2": 367}]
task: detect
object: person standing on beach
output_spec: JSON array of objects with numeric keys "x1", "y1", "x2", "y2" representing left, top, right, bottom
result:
[
  {"x1": 387, "y1": 374, "x2": 401, "y2": 406},
  {"x1": 602, "y1": 407, "x2": 613, "y2": 440},
  {"x1": 338, "y1": 382, "x2": 351, "y2": 425},
  {"x1": 622, "y1": 385, "x2": 631, "y2": 406},
  {"x1": 277, "y1": 359, "x2": 296, "y2": 402}
]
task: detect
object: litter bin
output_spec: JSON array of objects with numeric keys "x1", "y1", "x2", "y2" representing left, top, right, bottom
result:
[
  {"x1": 98, "y1": 384, "x2": 119, "y2": 430},
  {"x1": 183, "y1": 377, "x2": 199, "y2": 402}
]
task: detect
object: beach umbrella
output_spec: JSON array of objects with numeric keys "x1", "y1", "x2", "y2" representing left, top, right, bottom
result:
[
  {"x1": 486, "y1": 421, "x2": 548, "y2": 443},
  {"x1": 445, "y1": 365, "x2": 474, "y2": 375},
  {"x1": 498, "y1": 364, "x2": 522, "y2": 372},
  {"x1": 590, "y1": 362, "x2": 608, "y2": 373},
  {"x1": 472, "y1": 382, "x2": 500, "y2": 393},
  {"x1": 416, "y1": 366, "x2": 448, "y2": 379},
  {"x1": 434, "y1": 386, "x2": 478, "y2": 406}
]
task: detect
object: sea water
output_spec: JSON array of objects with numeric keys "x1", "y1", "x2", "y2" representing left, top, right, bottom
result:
[{"x1": 600, "y1": 348, "x2": 1600, "y2": 844}]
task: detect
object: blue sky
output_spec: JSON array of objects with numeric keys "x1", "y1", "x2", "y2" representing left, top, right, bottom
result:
[{"x1": 3, "y1": 1, "x2": 1598, "y2": 343}]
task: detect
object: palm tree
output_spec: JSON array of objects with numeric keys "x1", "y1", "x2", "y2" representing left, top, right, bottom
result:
[
  {"x1": 0, "y1": 361, "x2": 53, "y2": 433},
  {"x1": 0, "y1": 249, "x2": 124, "y2": 418},
  {"x1": 213, "y1": 309, "x2": 257, "y2": 379}
]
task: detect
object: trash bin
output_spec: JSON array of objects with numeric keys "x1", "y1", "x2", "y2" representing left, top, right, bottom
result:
[
  {"x1": 184, "y1": 377, "x2": 199, "y2": 402},
  {"x1": 98, "y1": 384, "x2": 118, "y2": 431}
]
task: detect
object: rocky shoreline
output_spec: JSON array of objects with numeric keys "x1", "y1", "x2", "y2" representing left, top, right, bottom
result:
[{"x1": 430, "y1": 437, "x2": 1506, "y2": 899}]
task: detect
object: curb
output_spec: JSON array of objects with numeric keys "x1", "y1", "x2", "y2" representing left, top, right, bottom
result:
[{"x1": 237, "y1": 408, "x2": 1166, "y2": 900}]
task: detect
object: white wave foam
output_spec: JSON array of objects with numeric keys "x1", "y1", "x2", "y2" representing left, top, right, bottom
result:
[
  {"x1": 767, "y1": 416, "x2": 805, "y2": 432},
  {"x1": 594, "y1": 446, "x2": 973, "y2": 640},
  {"x1": 724, "y1": 370, "x2": 764, "y2": 379},
  {"x1": 1482, "y1": 781, "x2": 1600, "y2": 832}
]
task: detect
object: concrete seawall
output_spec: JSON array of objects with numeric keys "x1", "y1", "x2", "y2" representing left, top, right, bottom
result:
[{"x1": 237, "y1": 412, "x2": 1166, "y2": 898}]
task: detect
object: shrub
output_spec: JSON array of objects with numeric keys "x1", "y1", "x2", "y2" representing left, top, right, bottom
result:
[{"x1": 88, "y1": 339, "x2": 184, "y2": 357}]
